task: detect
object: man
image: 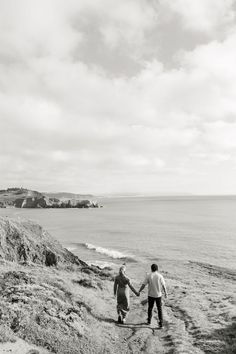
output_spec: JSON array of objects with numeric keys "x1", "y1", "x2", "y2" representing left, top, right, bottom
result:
[{"x1": 138, "y1": 264, "x2": 167, "y2": 327}]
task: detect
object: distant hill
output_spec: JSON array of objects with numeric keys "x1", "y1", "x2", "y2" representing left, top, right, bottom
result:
[
  {"x1": 0, "y1": 188, "x2": 42, "y2": 206},
  {"x1": 0, "y1": 188, "x2": 99, "y2": 208},
  {"x1": 44, "y1": 192, "x2": 94, "y2": 199}
]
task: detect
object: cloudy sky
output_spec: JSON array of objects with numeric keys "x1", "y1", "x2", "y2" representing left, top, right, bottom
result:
[{"x1": 1, "y1": 0, "x2": 236, "y2": 195}]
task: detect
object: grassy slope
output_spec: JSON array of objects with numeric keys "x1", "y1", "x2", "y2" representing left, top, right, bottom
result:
[
  {"x1": 0, "y1": 189, "x2": 41, "y2": 202},
  {"x1": 0, "y1": 260, "x2": 115, "y2": 354}
]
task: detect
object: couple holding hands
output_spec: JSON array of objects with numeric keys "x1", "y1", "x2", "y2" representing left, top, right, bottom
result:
[{"x1": 113, "y1": 263, "x2": 167, "y2": 326}]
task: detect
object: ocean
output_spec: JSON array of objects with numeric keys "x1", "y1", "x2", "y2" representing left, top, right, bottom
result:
[{"x1": 1, "y1": 196, "x2": 236, "y2": 276}]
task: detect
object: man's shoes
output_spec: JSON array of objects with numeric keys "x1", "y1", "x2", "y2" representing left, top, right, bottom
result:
[
  {"x1": 122, "y1": 318, "x2": 126, "y2": 324},
  {"x1": 159, "y1": 322, "x2": 163, "y2": 328},
  {"x1": 118, "y1": 315, "x2": 122, "y2": 323},
  {"x1": 146, "y1": 320, "x2": 151, "y2": 325}
]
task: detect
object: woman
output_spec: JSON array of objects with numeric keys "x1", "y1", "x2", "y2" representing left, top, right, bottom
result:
[{"x1": 114, "y1": 265, "x2": 139, "y2": 324}]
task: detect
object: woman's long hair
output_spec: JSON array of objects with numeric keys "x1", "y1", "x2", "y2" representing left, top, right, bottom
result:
[{"x1": 119, "y1": 265, "x2": 126, "y2": 276}]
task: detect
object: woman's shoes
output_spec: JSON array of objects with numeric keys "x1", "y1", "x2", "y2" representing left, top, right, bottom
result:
[
  {"x1": 118, "y1": 317, "x2": 126, "y2": 324},
  {"x1": 118, "y1": 314, "x2": 126, "y2": 324}
]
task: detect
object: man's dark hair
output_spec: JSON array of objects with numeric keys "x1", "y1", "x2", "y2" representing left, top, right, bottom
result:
[{"x1": 151, "y1": 263, "x2": 158, "y2": 272}]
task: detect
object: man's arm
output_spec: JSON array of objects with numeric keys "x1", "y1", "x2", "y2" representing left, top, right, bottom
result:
[
  {"x1": 138, "y1": 283, "x2": 146, "y2": 294},
  {"x1": 139, "y1": 274, "x2": 148, "y2": 293},
  {"x1": 138, "y1": 273, "x2": 149, "y2": 294},
  {"x1": 161, "y1": 276, "x2": 168, "y2": 298}
]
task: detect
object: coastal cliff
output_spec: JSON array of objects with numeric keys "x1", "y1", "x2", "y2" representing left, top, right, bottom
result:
[
  {"x1": 0, "y1": 188, "x2": 99, "y2": 209},
  {"x1": 0, "y1": 217, "x2": 85, "y2": 266},
  {"x1": 0, "y1": 217, "x2": 235, "y2": 354},
  {"x1": 0, "y1": 216, "x2": 113, "y2": 354}
]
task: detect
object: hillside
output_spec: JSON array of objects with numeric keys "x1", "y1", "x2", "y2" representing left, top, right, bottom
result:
[
  {"x1": 0, "y1": 188, "x2": 99, "y2": 209},
  {"x1": 44, "y1": 192, "x2": 94, "y2": 199},
  {"x1": 0, "y1": 217, "x2": 86, "y2": 267},
  {"x1": 0, "y1": 216, "x2": 114, "y2": 353}
]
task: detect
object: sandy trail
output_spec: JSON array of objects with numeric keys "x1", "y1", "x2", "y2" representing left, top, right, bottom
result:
[
  {"x1": 96, "y1": 295, "x2": 205, "y2": 354},
  {"x1": 0, "y1": 339, "x2": 50, "y2": 354},
  {"x1": 85, "y1": 261, "x2": 236, "y2": 354}
]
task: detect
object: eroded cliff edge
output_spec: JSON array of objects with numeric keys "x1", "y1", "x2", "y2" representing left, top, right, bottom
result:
[{"x1": 0, "y1": 216, "x2": 113, "y2": 353}]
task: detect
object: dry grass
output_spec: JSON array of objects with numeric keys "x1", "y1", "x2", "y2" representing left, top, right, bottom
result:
[
  {"x1": 0, "y1": 260, "x2": 112, "y2": 353},
  {"x1": 0, "y1": 324, "x2": 16, "y2": 343}
]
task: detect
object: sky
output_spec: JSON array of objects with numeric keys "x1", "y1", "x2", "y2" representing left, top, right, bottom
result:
[{"x1": 1, "y1": 0, "x2": 236, "y2": 195}]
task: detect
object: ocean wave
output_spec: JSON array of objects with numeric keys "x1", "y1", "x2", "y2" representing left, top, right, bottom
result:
[
  {"x1": 87, "y1": 260, "x2": 115, "y2": 269},
  {"x1": 84, "y1": 243, "x2": 136, "y2": 262},
  {"x1": 66, "y1": 246, "x2": 77, "y2": 252}
]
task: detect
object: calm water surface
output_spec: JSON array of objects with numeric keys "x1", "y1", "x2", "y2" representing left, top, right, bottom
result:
[{"x1": 1, "y1": 196, "x2": 236, "y2": 271}]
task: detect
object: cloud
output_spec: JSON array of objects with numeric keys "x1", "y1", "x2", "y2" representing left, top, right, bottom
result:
[
  {"x1": 0, "y1": 0, "x2": 236, "y2": 194},
  {"x1": 0, "y1": 0, "x2": 82, "y2": 62},
  {"x1": 203, "y1": 121, "x2": 236, "y2": 149},
  {"x1": 161, "y1": 0, "x2": 235, "y2": 35}
]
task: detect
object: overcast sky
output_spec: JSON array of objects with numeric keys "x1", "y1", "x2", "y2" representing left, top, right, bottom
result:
[{"x1": 1, "y1": 0, "x2": 236, "y2": 195}]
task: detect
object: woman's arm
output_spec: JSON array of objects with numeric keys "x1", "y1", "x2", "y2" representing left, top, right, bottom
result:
[
  {"x1": 128, "y1": 282, "x2": 139, "y2": 296},
  {"x1": 114, "y1": 278, "x2": 118, "y2": 296}
]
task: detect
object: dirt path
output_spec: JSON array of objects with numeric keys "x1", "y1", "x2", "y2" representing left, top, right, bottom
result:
[
  {"x1": 87, "y1": 263, "x2": 236, "y2": 354},
  {"x1": 99, "y1": 295, "x2": 205, "y2": 354}
]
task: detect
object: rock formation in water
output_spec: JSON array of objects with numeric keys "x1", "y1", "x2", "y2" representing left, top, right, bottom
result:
[{"x1": 0, "y1": 187, "x2": 99, "y2": 208}]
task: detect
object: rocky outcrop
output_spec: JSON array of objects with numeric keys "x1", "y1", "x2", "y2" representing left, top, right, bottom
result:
[
  {"x1": 14, "y1": 197, "x2": 48, "y2": 208},
  {"x1": 0, "y1": 217, "x2": 86, "y2": 267},
  {"x1": 0, "y1": 188, "x2": 100, "y2": 208}
]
